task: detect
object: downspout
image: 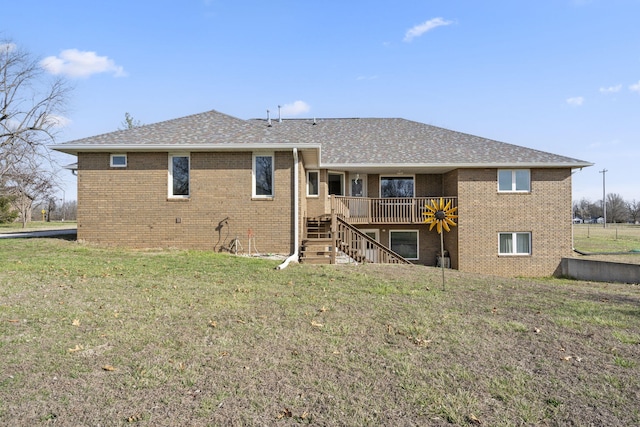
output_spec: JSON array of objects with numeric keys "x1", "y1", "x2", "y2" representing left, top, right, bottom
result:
[{"x1": 276, "y1": 147, "x2": 299, "y2": 270}]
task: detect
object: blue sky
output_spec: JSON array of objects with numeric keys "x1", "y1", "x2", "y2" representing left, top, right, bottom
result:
[{"x1": 4, "y1": 0, "x2": 640, "y2": 204}]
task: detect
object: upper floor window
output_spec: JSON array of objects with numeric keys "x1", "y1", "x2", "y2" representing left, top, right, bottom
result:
[
  {"x1": 499, "y1": 232, "x2": 531, "y2": 255},
  {"x1": 169, "y1": 154, "x2": 190, "y2": 198},
  {"x1": 253, "y1": 153, "x2": 274, "y2": 197},
  {"x1": 307, "y1": 170, "x2": 319, "y2": 197},
  {"x1": 110, "y1": 154, "x2": 127, "y2": 167},
  {"x1": 381, "y1": 176, "x2": 414, "y2": 198},
  {"x1": 328, "y1": 172, "x2": 345, "y2": 196},
  {"x1": 498, "y1": 169, "x2": 530, "y2": 192}
]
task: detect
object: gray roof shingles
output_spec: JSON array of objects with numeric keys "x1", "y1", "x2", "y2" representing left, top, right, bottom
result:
[{"x1": 52, "y1": 110, "x2": 592, "y2": 168}]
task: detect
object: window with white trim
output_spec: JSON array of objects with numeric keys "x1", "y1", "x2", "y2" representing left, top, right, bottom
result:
[
  {"x1": 498, "y1": 169, "x2": 530, "y2": 192},
  {"x1": 110, "y1": 154, "x2": 127, "y2": 167},
  {"x1": 253, "y1": 153, "x2": 274, "y2": 197},
  {"x1": 390, "y1": 230, "x2": 419, "y2": 260},
  {"x1": 498, "y1": 232, "x2": 531, "y2": 255},
  {"x1": 307, "y1": 170, "x2": 319, "y2": 197},
  {"x1": 169, "y1": 154, "x2": 190, "y2": 198},
  {"x1": 328, "y1": 172, "x2": 344, "y2": 196}
]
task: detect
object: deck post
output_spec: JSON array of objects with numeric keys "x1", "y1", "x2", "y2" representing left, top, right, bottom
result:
[{"x1": 330, "y1": 201, "x2": 337, "y2": 264}]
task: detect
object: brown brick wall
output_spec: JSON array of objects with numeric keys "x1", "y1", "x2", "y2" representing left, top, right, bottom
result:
[
  {"x1": 77, "y1": 151, "x2": 299, "y2": 254},
  {"x1": 456, "y1": 168, "x2": 573, "y2": 277}
]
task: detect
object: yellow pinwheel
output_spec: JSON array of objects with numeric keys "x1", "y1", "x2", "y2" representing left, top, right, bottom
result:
[{"x1": 423, "y1": 198, "x2": 458, "y2": 234}]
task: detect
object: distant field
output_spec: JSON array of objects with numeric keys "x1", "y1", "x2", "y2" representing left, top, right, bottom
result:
[
  {"x1": 573, "y1": 224, "x2": 640, "y2": 264},
  {"x1": 1, "y1": 238, "x2": 638, "y2": 426}
]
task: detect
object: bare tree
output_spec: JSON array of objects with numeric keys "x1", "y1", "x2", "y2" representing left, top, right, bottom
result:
[
  {"x1": 1, "y1": 39, "x2": 71, "y2": 180},
  {"x1": 4, "y1": 156, "x2": 55, "y2": 227},
  {"x1": 606, "y1": 193, "x2": 626, "y2": 224},
  {"x1": 627, "y1": 199, "x2": 640, "y2": 224}
]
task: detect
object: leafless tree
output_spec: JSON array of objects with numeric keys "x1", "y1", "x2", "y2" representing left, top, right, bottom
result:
[
  {"x1": 4, "y1": 156, "x2": 55, "y2": 227},
  {"x1": 627, "y1": 199, "x2": 640, "y2": 224},
  {"x1": 1, "y1": 39, "x2": 71, "y2": 180},
  {"x1": 606, "y1": 193, "x2": 626, "y2": 224}
]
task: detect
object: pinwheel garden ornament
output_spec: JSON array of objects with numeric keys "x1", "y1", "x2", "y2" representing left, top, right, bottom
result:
[{"x1": 423, "y1": 198, "x2": 458, "y2": 290}]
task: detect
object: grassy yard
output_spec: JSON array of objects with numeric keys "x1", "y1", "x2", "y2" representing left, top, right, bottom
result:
[{"x1": 1, "y1": 238, "x2": 639, "y2": 426}]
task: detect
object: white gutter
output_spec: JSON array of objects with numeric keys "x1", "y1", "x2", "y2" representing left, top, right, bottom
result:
[
  {"x1": 49, "y1": 143, "x2": 321, "y2": 155},
  {"x1": 277, "y1": 147, "x2": 300, "y2": 270}
]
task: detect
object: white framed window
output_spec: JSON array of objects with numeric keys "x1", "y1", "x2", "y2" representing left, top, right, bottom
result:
[
  {"x1": 253, "y1": 153, "x2": 274, "y2": 198},
  {"x1": 110, "y1": 154, "x2": 127, "y2": 167},
  {"x1": 328, "y1": 171, "x2": 345, "y2": 196},
  {"x1": 498, "y1": 169, "x2": 530, "y2": 192},
  {"x1": 380, "y1": 175, "x2": 415, "y2": 198},
  {"x1": 498, "y1": 232, "x2": 531, "y2": 255},
  {"x1": 307, "y1": 170, "x2": 319, "y2": 197},
  {"x1": 390, "y1": 230, "x2": 419, "y2": 260},
  {"x1": 168, "y1": 154, "x2": 190, "y2": 198}
]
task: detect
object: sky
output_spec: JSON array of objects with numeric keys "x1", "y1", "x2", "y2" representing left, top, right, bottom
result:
[{"x1": 3, "y1": 0, "x2": 640, "y2": 205}]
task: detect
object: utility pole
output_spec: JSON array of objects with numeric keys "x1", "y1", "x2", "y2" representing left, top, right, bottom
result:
[{"x1": 600, "y1": 169, "x2": 607, "y2": 228}]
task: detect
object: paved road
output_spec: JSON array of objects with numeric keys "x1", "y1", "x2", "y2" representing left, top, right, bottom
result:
[{"x1": 0, "y1": 229, "x2": 77, "y2": 239}]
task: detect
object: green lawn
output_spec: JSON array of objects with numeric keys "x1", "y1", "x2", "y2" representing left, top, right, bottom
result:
[{"x1": 1, "y1": 238, "x2": 638, "y2": 426}]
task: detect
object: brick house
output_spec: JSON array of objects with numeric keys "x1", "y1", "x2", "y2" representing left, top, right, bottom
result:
[{"x1": 52, "y1": 109, "x2": 592, "y2": 277}]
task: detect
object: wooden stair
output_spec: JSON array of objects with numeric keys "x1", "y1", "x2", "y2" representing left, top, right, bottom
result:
[
  {"x1": 299, "y1": 216, "x2": 412, "y2": 265},
  {"x1": 300, "y1": 217, "x2": 333, "y2": 264}
]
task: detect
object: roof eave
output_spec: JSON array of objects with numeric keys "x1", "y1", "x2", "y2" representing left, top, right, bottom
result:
[
  {"x1": 321, "y1": 161, "x2": 595, "y2": 170},
  {"x1": 50, "y1": 143, "x2": 321, "y2": 155}
]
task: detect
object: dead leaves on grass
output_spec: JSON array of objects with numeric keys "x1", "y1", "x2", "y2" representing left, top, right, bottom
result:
[
  {"x1": 68, "y1": 344, "x2": 83, "y2": 353},
  {"x1": 276, "y1": 408, "x2": 310, "y2": 421}
]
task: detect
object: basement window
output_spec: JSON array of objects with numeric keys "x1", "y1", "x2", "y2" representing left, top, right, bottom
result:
[
  {"x1": 110, "y1": 154, "x2": 127, "y2": 167},
  {"x1": 499, "y1": 232, "x2": 531, "y2": 255},
  {"x1": 390, "y1": 230, "x2": 419, "y2": 260}
]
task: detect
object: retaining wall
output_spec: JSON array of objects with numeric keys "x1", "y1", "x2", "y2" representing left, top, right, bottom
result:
[{"x1": 561, "y1": 258, "x2": 640, "y2": 284}]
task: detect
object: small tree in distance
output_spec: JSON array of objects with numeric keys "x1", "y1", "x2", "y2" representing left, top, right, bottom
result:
[{"x1": 119, "y1": 112, "x2": 143, "y2": 130}]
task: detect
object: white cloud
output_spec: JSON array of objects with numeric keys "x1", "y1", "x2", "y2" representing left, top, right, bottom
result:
[
  {"x1": 280, "y1": 101, "x2": 310, "y2": 117},
  {"x1": 46, "y1": 114, "x2": 72, "y2": 128},
  {"x1": 356, "y1": 75, "x2": 378, "y2": 81},
  {"x1": 630, "y1": 81, "x2": 640, "y2": 94},
  {"x1": 566, "y1": 96, "x2": 584, "y2": 106},
  {"x1": 599, "y1": 84, "x2": 622, "y2": 94},
  {"x1": 0, "y1": 43, "x2": 17, "y2": 53},
  {"x1": 41, "y1": 49, "x2": 126, "y2": 78},
  {"x1": 403, "y1": 17, "x2": 453, "y2": 42}
]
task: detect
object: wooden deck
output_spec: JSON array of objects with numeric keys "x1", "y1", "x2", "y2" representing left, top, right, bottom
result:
[{"x1": 331, "y1": 195, "x2": 457, "y2": 224}]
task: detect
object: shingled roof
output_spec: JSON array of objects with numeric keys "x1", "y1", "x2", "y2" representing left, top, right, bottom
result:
[{"x1": 52, "y1": 109, "x2": 592, "y2": 169}]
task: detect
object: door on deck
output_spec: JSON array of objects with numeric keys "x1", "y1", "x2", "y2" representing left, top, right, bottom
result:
[{"x1": 349, "y1": 174, "x2": 367, "y2": 221}]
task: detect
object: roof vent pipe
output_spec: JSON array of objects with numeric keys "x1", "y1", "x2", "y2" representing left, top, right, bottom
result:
[
  {"x1": 267, "y1": 109, "x2": 272, "y2": 127},
  {"x1": 278, "y1": 105, "x2": 282, "y2": 123}
]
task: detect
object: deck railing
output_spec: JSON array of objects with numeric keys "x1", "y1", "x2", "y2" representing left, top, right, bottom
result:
[
  {"x1": 331, "y1": 195, "x2": 457, "y2": 224},
  {"x1": 335, "y1": 216, "x2": 412, "y2": 264}
]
